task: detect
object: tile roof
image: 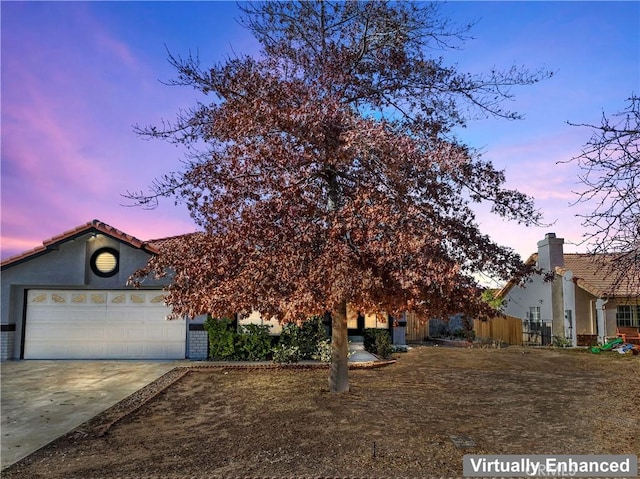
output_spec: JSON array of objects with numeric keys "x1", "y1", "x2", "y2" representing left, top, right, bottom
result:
[
  {"x1": 556, "y1": 253, "x2": 638, "y2": 298},
  {"x1": 1, "y1": 219, "x2": 160, "y2": 269},
  {"x1": 498, "y1": 252, "x2": 638, "y2": 299}
]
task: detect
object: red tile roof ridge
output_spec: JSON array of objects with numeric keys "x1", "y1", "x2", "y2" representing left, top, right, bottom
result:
[
  {"x1": 1, "y1": 219, "x2": 159, "y2": 269},
  {"x1": 497, "y1": 251, "x2": 637, "y2": 299}
]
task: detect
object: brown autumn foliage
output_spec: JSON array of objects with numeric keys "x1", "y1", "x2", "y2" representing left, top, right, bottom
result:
[{"x1": 127, "y1": 1, "x2": 551, "y2": 391}]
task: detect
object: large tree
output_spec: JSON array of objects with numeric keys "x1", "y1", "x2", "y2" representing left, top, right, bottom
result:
[
  {"x1": 129, "y1": 1, "x2": 549, "y2": 392},
  {"x1": 565, "y1": 95, "x2": 639, "y2": 291}
]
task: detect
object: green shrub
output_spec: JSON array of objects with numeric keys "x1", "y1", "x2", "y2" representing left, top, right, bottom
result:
[
  {"x1": 274, "y1": 316, "x2": 327, "y2": 363},
  {"x1": 271, "y1": 343, "x2": 302, "y2": 363},
  {"x1": 297, "y1": 316, "x2": 326, "y2": 359},
  {"x1": 204, "y1": 316, "x2": 274, "y2": 360},
  {"x1": 312, "y1": 338, "x2": 332, "y2": 362},
  {"x1": 363, "y1": 328, "x2": 393, "y2": 359},
  {"x1": 278, "y1": 323, "x2": 300, "y2": 354},
  {"x1": 552, "y1": 336, "x2": 572, "y2": 348},
  {"x1": 363, "y1": 328, "x2": 375, "y2": 352},
  {"x1": 204, "y1": 316, "x2": 237, "y2": 360},
  {"x1": 237, "y1": 323, "x2": 273, "y2": 360}
]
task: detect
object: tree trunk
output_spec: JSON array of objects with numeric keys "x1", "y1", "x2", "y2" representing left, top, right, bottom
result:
[{"x1": 329, "y1": 300, "x2": 350, "y2": 393}]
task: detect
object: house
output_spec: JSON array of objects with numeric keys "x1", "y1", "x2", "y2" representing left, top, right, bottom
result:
[
  {"x1": 1, "y1": 219, "x2": 397, "y2": 361},
  {"x1": 0, "y1": 220, "x2": 208, "y2": 361},
  {"x1": 498, "y1": 233, "x2": 640, "y2": 346}
]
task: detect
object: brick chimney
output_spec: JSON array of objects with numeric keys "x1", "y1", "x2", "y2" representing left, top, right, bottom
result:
[{"x1": 537, "y1": 233, "x2": 564, "y2": 272}]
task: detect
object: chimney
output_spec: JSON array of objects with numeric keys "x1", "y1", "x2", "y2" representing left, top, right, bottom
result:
[{"x1": 537, "y1": 233, "x2": 564, "y2": 271}]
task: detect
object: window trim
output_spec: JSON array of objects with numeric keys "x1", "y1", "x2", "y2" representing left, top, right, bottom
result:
[{"x1": 616, "y1": 304, "x2": 640, "y2": 328}]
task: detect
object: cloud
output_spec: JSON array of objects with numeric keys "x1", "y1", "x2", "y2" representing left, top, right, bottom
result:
[
  {"x1": 0, "y1": 3, "x2": 193, "y2": 259},
  {"x1": 93, "y1": 30, "x2": 140, "y2": 73}
]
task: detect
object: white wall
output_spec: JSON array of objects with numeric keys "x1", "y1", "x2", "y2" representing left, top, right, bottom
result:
[{"x1": 503, "y1": 273, "x2": 553, "y2": 321}]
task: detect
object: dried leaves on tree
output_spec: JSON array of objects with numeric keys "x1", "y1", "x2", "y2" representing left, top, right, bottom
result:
[{"x1": 127, "y1": 2, "x2": 550, "y2": 341}]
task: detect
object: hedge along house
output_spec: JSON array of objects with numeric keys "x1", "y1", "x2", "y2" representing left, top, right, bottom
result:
[
  {"x1": 498, "y1": 233, "x2": 640, "y2": 347},
  {"x1": 0, "y1": 220, "x2": 209, "y2": 361}
]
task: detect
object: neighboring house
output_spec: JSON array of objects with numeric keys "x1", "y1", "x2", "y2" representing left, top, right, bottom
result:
[
  {"x1": 1, "y1": 219, "x2": 397, "y2": 362},
  {"x1": 498, "y1": 233, "x2": 640, "y2": 347},
  {"x1": 0, "y1": 220, "x2": 208, "y2": 361}
]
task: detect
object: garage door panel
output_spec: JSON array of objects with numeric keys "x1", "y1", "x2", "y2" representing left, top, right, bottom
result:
[
  {"x1": 147, "y1": 327, "x2": 169, "y2": 341},
  {"x1": 25, "y1": 325, "x2": 77, "y2": 341},
  {"x1": 104, "y1": 327, "x2": 127, "y2": 340},
  {"x1": 24, "y1": 341, "x2": 90, "y2": 359},
  {"x1": 107, "y1": 343, "x2": 142, "y2": 357},
  {"x1": 122, "y1": 328, "x2": 146, "y2": 341},
  {"x1": 25, "y1": 290, "x2": 185, "y2": 359}
]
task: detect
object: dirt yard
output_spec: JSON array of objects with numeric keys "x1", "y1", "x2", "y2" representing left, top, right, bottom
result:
[{"x1": 3, "y1": 346, "x2": 639, "y2": 478}]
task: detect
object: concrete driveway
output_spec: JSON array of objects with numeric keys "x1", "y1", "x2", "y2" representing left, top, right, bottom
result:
[{"x1": 1, "y1": 360, "x2": 179, "y2": 469}]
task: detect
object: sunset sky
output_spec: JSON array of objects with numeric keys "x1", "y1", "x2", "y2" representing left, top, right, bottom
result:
[{"x1": 2, "y1": 1, "x2": 638, "y2": 280}]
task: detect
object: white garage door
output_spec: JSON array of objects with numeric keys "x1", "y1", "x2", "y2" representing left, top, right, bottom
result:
[{"x1": 24, "y1": 290, "x2": 185, "y2": 359}]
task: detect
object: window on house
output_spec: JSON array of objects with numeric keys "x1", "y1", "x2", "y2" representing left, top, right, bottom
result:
[
  {"x1": 529, "y1": 307, "x2": 541, "y2": 322},
  {"x1": 616, "y1": 305, "x2": 640, "y2": 328}
]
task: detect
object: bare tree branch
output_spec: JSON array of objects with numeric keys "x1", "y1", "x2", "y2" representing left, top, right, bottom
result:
[{"x1": 563, "y1": 94, "x2": 640, "y2": 291}]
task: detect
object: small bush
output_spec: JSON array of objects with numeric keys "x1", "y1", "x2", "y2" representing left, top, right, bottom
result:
[
  {"x1": 312, "y1": 339, "x2": 332, "y2": 362},
  {"x1": 237, "y1": 323, "x2": 273, "y2": 360},
  {"x1": 204, "y1": 316, "x2": 274, "y2": 360},
  {"x1": 363, "y1": 328, "x2": 393, "y2": 359},
  {"x1": 453, "y1": 328, "x2": 476, "y2": 341},
  {"x1": 275, "y1": 323, "x2": 300, "y2": 361},
  {"x1": 273, "y1": 316, "x2": 327, "y2": 363},
  {"x1": 204, "y1": 316, "x2": 237, "y2": 360},
  {"x1": 297, "y1": 316, "x2": 326, "y2": 359},
  {"x1": 552, "y1": 336, "x2": 572, "y2": 348},
  {"x1": 272, "y1": 343, "x2": 301, "y2": 363}
]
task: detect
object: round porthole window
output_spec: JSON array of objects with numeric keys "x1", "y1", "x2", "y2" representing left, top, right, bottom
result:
[{"x1": 90, "y1": 248, "x2": 119, "y2": 277}]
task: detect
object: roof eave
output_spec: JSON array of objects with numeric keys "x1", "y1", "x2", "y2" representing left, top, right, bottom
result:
[{"x1": 1, "y1": 220, "x2": 159, "y2": 270}]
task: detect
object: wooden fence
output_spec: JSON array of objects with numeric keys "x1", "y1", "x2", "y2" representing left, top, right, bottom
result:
[
  {"x1": 405, "y1": 311, "x2": 429, "y2": 342},
  {"x1": 473, "y1": 315, "x2": 523, "y2": 346},
  {"x1": 405, "y1": 312, "x2": 523, "y2": 346}
]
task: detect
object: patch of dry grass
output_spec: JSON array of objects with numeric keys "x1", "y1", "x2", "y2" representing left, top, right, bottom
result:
[{"x1": 4, "y1": 346, "x2": 639, "y2": 478}]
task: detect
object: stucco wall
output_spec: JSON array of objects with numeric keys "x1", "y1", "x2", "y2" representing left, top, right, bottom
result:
[
  {"x1": 574, "y1": 286, "x2": 596, "y2": 335},
  {"x1": 502, "y1": 273, "x2": 553, "y2": 321},
  {"x1": 604, "y1": 302, "x2": 619, "y2": 338}
]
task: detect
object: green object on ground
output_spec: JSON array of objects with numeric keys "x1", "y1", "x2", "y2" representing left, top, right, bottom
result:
[{"x1": 590, "y1": 337, "x2": 623, "y2": 353}]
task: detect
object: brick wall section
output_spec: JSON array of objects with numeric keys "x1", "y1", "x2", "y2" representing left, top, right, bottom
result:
[
  {"x1": 1, "y1": 331, "x2": 15, "y2": 360},
  {"x1": 188, "y1": 330, "x2": 208, "y2": 360}
]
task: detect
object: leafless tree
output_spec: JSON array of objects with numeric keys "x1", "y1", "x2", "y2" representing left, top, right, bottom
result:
[{"x1": 565, "y1": 95, "x2": 639, "y2": 292}]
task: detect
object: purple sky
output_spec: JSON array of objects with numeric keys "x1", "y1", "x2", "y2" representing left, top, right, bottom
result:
[{"x1": 2, "y1": 1, "x2": 639, "y2": 281}]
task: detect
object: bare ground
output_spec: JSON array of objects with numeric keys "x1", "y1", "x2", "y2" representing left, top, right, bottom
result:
[{"x1": 3, "y1": 346, "x2": 639, "y2": 478}]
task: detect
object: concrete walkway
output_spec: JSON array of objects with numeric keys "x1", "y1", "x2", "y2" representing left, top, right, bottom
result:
[
  {"x1": 1, "y1": 360, "x2": 178, "y2": 469},
  {"x1": 348, "y1": 342, "x2": 379, "y2": 362}
]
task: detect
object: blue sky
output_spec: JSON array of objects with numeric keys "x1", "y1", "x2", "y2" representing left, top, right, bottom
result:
[{"x1": 2, "y1": 1, "x2": 638, "y2": 281}]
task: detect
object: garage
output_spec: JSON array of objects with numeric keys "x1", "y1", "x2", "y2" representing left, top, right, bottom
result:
[{"x1": 24, "y1": 289, "x2": 185, "y2": 359}]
